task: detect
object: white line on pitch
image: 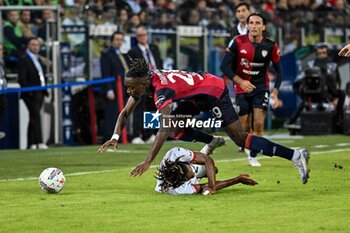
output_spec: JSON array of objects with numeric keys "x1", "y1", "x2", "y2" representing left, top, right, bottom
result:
[{"x1": 1, "y1": 148, "x2": 350, "y2": 182}]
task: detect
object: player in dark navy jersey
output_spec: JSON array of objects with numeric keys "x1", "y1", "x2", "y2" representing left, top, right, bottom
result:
[
  {"x1": 221, "y1": 13, "x2": 282, "y2": 167},
  {"x1": 98, "y1": 59, "x2": 310, "y2": 185}
]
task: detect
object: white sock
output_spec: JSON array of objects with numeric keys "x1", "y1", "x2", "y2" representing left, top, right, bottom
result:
[
  {"x1": 291, "y1": 149, "x2": 300, "y2": 162},
  {"x1": 245, "y1": 149, "x2": 251, "y2": 157}
]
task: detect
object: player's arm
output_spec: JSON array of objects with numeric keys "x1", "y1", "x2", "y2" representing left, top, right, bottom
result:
[
  {"x1": 270, "y1": 61, "x2": 283, "y2": 109},
  {"x1": 270, "y1": 42, "x2": 283, "y2": 109},
  {"x1": 191, "y1": 152, "x2": 216, "y2": 193},
  {"x1": 196, "y1": 174, "x2": 258, "y2": 195},
  {"x1": 98, "y1": 96, "x2": 139, "y2": 152},
  {"x1": 220, "y1": 48, "x2": 237, "y2": 81},
  {"x1": 130, "y1": 103, "x2": 173, "y2": 176}
]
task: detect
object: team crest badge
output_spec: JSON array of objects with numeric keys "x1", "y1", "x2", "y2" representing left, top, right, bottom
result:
[{"x1": 262, "y1": 50, "x2": 268, "y2": 57}]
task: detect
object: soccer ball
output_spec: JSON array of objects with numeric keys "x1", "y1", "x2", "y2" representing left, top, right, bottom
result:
[{"x1": 38, "y1": 168, "x2": 66, "y2": 193}]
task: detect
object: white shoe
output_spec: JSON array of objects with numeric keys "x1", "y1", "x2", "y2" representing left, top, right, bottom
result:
[
  {"x1": 144, "y1": 134, "x2": 156, "y2": 144},
  {"x1": 248, "y1": 156, "x2": 261, "y2": 167},
  {"x1": 200, "y1": 136, "x2": 226, "y2": 155},
  {"x1": 131, "y1": 137, "x2": 145, "y2": 144},
  {"x1": 293, "y1": 148, "x2": 310, "y2": 184},
  {"x1": 30, "y1": 144, "x2": 37, "y2": 150},
  {"x1": 38, "y1": 143, "x2": 48, "y2": 149}
]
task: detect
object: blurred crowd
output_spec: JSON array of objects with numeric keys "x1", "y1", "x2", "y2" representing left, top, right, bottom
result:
[{"x1": 2, "y1": 0, "x2": 350, "y2": 63}]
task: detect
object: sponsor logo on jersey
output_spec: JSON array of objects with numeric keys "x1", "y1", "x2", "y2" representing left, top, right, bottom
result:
[
  {"x1": 250, "y1": 62, "x2": 264, "y2": 67},
  {"x1": 243, "y1": 69, "x2": 259, "y2": 75},
  {"x1": 240, "y1": 58, "x2": 250, "y2": 68},
  {"x1": 240, "y1": 49, "x2": 247, "y2": 54}
]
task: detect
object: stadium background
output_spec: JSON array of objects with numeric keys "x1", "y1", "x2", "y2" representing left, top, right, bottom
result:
[{"x1": 0, "y1": 0, "x2": 349, "y2": 149}]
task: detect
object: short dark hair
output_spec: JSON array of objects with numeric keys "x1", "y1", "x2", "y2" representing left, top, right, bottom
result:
[
  {"x1": 26, "y1": 37, "x2": 39, "y2": 47},
  {"x1": 247, "y1": 13, "x2": 267, "y2": 25},
  {"x1": 126, "y1": 58, "x2": 149, "y2": 79},
  {"x1": 110, "y1": 31, "x2": 124, "y2": 42},
  {"x1": 316, "y1": 43, "x2": 329, "y2": 51},
  {"x1": 235, "y1": 2, "x2": 250, "y2": 11}
]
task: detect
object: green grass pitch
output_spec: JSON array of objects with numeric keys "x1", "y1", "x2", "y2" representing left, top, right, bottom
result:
[{"x1": 0, "y1": 134, "x2": 349, "y2": 233}]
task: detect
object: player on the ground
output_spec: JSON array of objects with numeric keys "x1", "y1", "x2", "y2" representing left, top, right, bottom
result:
[
  {"x1": 221, "y1": 13, "x2": 282, "y2": 167},
  {"x1": 155, "y1": 147, "x2": 258, "y2": 195},
  {"x1": 98, "y1": 59, "x2": 310, "y2": 184}
]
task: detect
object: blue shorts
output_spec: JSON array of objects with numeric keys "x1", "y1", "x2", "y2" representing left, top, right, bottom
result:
[
  {"x1": 212, "y1": 87, "x2": 239, "y2": 127},
  {"x1": 236, "y1": 90, "x2": 270, "y2": 116}
]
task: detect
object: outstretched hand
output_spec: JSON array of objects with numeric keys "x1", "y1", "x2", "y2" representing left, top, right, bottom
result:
[
  {"x1": 338, "y1": 44, "x2": 350, "y2": 57},
  {"x1": 202, "y1": 187, "x2": 216, "y2": 195},
  {"x1": 130, "y1": 161, "x2": 151, "y2": 176},
  {"x1": 239, "y1": 173, "x2": 258, "y2": 186},
  {"x1": 98, "y1": 139, "x2": 119, "y2": 153}
]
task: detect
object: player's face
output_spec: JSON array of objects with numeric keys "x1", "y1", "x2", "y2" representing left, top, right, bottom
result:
[
  {"x1": 124, "y1": 77, "x2": 148, "y2": 98},
  {"x1": 236, "y1": 6, "x2": 250, "y2": 23},
  {"x1": 248, "y1": 15, "x2": 265, "y2": 38}
]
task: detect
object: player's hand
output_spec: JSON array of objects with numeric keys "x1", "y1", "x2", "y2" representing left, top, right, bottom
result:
[
  {"x1": 338, "y1": 44, "x2": 350, "y2": 57},
  {"x1": 271, "y1": 94, "x2": 280, "y2": 110},
  {"x1": 239, "y1": 80, "x2": 256, "y2": 93},
  {"x1": 130, "y1": 161, "x2": 151, "y2": 176},
  {"x1": 98, "y1": 139, "x2": 119, "y2": 153},
  {"x1": 202, "y1": 187, "x2": 216, "y2": 195},
  {"x1": 238, "y1": 173, "x2": 258, "y2": 186}
]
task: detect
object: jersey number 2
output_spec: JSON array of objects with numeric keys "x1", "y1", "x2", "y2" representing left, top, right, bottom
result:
[{"x1": 165, "y1": 71, "x2": 203, "y2": 86}]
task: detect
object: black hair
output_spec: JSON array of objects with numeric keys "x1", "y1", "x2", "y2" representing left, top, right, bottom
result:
[
  {"x1": 126, "y1": 58, "x2": 149, "y2": 78},
  {"x1": 235, "y1": 2, "x2": 250, "y2": 11},
  {"x1": 156, "y1": 157, "x2": 190, "y2": 193},
  {"x1": 26, "y1": 37, "x2": 39, "y2": 47},
  {"x1": 247, "y1": 12, "x2": 267, "y2": 25},
  {"x1": 110, "y1": 31, "x2": 124, "y2": 42},
  {"x1": 315, "y1": 43, "x2": 329, "y2": 53}
]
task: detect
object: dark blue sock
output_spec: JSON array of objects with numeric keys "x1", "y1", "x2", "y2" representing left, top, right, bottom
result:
[
  {"x1": 246, "y1": 135, "x2": 294, "y2": 160},
  {"x1": 176, "y1": 128, "x2": 213, "y2": 143}
]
